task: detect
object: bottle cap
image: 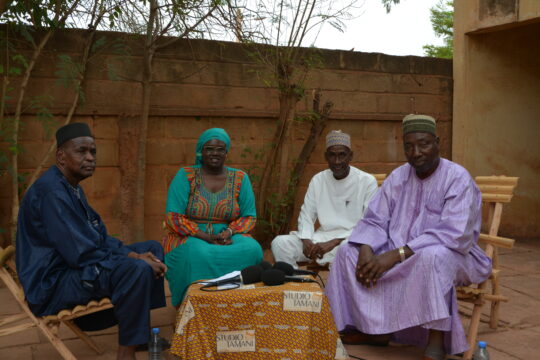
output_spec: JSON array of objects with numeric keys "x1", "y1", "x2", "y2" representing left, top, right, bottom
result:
[
  {"x1": 478, "y1": 341, "x2": 487, "y2": 348},
  {"x1": 152, "y1": 328, "x2": 160, "y2": 334}
]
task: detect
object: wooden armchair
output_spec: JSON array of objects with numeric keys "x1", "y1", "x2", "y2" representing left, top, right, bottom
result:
[
  {"x1": 0, "y1": 245, "x2": 113, "y2": 360},
  {"x1": 372, "y1": 173, "x2": 387, "y2": 187},
  {"x1": 457, "y1": 175, "x2": 519, "y2": 360}
]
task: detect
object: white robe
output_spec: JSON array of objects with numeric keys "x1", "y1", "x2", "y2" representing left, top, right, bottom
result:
[{"x1": 271, "y1": 166, "x2": 378, "y2": 266}]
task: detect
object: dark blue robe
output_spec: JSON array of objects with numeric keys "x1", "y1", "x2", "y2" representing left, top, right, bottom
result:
[{"x1": 16, "y1": 166, "x2": 166, "y2": 346}]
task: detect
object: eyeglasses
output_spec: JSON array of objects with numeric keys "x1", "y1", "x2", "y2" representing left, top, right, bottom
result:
[{"x1": 202, "y1": 146, "x2": 227, "y2": 155}]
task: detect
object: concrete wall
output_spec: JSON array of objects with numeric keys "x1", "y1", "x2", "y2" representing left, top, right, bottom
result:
[
  {"x1": 0, "y1": 28, "x2": 453, "y2": 246},
  {"x1": 454, "y1": 0, "x2": 540, "y2": 238}
]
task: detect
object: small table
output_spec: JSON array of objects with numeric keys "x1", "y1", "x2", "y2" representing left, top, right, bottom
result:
[{"x1": 170, "y1": 280, "x2": 347, "y2": 359}]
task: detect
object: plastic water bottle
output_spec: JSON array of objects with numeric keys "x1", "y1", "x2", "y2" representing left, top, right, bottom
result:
[
  {"x1": 473, "y1": 341, "x2": 490, "y2": 360},
  {"x1": 148, "y1": 327, "x2": 163, "y2": 360}
]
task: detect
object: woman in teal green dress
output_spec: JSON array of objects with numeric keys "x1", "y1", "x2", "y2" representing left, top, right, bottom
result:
[{"x1": 163, "y1": 128, "x2": 263, "y2": 306}]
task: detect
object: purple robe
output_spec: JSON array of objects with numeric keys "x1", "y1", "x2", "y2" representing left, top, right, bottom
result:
[{"x1": 326, "y1": 158, "x2": 491, "y2": 354}]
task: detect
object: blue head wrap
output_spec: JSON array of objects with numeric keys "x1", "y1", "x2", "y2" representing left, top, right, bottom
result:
[{"x1": 195, "y1": 128, "x2": 231, "y2": 165}]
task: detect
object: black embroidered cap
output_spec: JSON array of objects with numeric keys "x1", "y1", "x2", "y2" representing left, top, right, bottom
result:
[{"x1": 55, "y1": 123, "x2": 93, "y2": 147}]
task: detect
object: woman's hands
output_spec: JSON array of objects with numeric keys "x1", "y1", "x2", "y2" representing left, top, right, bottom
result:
[
  {"x1": 196, "y1": 229, "x2": 232, "y2": 245},
  {"x1": 355, "y1": 245, "x2": 401, "y2": 288},
  {"x1": 216, "y1": 228, "x2": 233, "y2": 245}
]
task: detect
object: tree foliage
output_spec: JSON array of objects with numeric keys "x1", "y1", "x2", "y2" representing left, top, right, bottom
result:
[
  {"x1": 381, "y1": 0, "x2": 401, "y2": 13},
  {"x1": 423, "y1": 0, "x2": 453, "y2": 58},
  {"x1": 381, "y1": 0, "x2": 454, "y2": 59},
  {"x1": 215, "y1": 0, "x2": 358, "y2": 239}
]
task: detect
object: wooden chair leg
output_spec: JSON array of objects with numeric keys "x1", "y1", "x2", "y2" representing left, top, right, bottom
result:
[
  {"x1": 0, "y1": 322, "x2": 36, "y2": 336},
  {"x1": 463, "y1": 280, "x2": 487, "y2": 360},
  {"x1": 48, "y1": 321, "x2": 60, "y2": 336},
  {"x1": 64, "y1": 320, "x2": 104, "y2": 354},
  {"x1": 0, "y1": 313, "x2": 28, "y2": 327},
  {"x1": 37, "y1": 318, "x2": 77, "y2": 360},
  {"x1": 464, "y1": 300, "x2": 483, "y2": 360},
  {"x1": 489, "y1": 273, "x2": 501, "y2": 329},
  {"x1": 1, "y1": 268, "x2": 77, "y2": 360}
]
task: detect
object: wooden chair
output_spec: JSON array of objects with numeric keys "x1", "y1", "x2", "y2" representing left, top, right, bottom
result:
[
  {"x1": 372, "y1": 173, "x2": 387, "y2": 187},
  {"x1": 457, "y1": 175, "x2": 519, "y2": 360},
  {"x1": 0, "y1": 245, "x2": 113, "y2": 360},
  {"x1": 298, "y1": 173, "x2": 388, "y2": 276}
]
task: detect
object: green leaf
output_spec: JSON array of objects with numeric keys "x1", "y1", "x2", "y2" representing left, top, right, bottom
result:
[
  {"x1": 8, "y1": 67, "x2": 21, "y2": 75},
  {"x1": 19, "y1": 26, "x2": 36, "y2": 46},
  {"x1": 422, "y1": 0, "x2": 453, "y2": 58},
  {"x1": 381, "y1": 0, "x2": 402, "y2": 13},
  {"x1": 106, "y1": 62, "x2": 119, "y2": 81},
  {"x1": 91, "y1": 36, "x2": 107, "y2": 54},
  {"x1": 12, "y1": 54, "x2": 28, "y2": 68}
]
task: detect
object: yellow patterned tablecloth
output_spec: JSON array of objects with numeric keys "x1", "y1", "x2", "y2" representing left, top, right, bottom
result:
[{"x1": 170, "y1": 281, "x2": 347, "y2": 359}]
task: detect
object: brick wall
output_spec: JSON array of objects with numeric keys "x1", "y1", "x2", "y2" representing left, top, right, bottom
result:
[{"x1": 0, "y1": 28, "x2": 453, "y2": 246}]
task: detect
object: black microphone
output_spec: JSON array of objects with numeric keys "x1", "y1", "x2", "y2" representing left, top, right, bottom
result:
[
  {"x1": 273, "y1": 261, "x2": 317, "y2": 276},
  {"x1": 261, "y1": 269, "x2": 317, "y2": 286},
  {"x1": 241, "y1": 265, "x2": 263, "y2": 284},
  {"x1": 204, "y1": 265, "x2": 262, "y2": 287}
]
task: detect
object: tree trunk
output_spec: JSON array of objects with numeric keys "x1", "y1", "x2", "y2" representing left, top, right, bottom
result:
[
  {"x1": 9, "y1": 30, "x2": 53, "y2": 242},
  {"x1": 279, "y1": 90, "x2": 333, "y2": 234},
  {"x1": 133, "y1": 51, "x2": 154, "y2": 243},
  {"x1": 256, "y1": 90, "x2": 299, "y2": 219},
  {"x1": 119, "y1": 115, "x2": 140, "y2": 244},
  {"x1": 131, "y1": 0, "x2": 157, "y2": 243},
  {"x1": 26, "y1": 28, "x2": 98, "y2": 191}
]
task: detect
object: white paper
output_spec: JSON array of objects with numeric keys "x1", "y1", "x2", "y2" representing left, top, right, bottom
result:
[
  {"x1": 199, "y1": 270, "x2": 241, "y2": 285},
  {"x1": 218, "y1": 283, "x2": 240, "y2": 290}
]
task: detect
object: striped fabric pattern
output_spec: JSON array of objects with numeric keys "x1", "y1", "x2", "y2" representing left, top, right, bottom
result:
[
  {"x1": 402, "y1": 114, "x2": 436, "y2": 135},
  {"x1": 326, "y1": 159, "x2": 492, "y2": 355}
]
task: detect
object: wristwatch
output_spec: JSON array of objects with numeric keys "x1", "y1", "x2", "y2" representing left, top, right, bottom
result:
[{"x1": 398, "y1": 246, "x2": 406, "y2": 262}]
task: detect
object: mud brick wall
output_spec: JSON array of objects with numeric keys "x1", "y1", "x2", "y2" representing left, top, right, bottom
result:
[{"x1": 0, "y1": 28, "x2": 453, "y2": 246}]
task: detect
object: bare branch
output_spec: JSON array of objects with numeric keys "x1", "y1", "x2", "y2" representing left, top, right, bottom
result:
[{"x1": 155, "y1": 3, "x2": 218, "y2": 50}]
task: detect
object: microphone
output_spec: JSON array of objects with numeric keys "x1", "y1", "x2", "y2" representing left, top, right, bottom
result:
[
  {"x1": 261, "y1": 269, "x2": 317, "y2": 286},
  {"x1": 241, "y1": 265, "x2": 263, "y2": 284},
  {"x1": 273, "y1": 261, "x2": 317, "y2": 276}
]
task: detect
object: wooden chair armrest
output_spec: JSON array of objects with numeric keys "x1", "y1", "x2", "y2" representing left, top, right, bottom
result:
[
  {"x1": 0, "y1": 246, "x2": 16, "y2": 267},
  {"x1": 479, "y1": 233, "x2": 514, "y2": 249}
]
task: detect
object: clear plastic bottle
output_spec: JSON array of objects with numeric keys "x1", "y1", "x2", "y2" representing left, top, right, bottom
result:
[
  {"x1": 148, "y1": 327, "x2": 163, "y2": 360},
  {"x1": 473, "y1": 341, "x2": 490, "y2": 360}
]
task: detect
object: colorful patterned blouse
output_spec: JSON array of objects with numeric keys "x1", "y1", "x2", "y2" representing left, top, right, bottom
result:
[{"x1": 163, "y1": 166, "x2": 256, "y2": 254}]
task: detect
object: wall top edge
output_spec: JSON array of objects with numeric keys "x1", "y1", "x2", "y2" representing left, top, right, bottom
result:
[
  {"x1": 1, "y1": 25, "x2": 452, "y2": 76},
  {"x1": 466, "y1": 12, "x2": 540, "y2": 35}
]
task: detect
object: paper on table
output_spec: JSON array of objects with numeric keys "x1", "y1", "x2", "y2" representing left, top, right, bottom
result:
[
  {"x1": 199, "y1": 270, "x2": 241, "y2": 285},
  {"x1": 218, "y1": 283, "x2": 240, "y2": 290}
]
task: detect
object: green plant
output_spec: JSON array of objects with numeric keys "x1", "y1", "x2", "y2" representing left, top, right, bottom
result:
[
  {"x1": 380, "y1": 0, "x2": 454, "y2": 59},
  {"x1": 0, "y1": 0, "x2": 120, "y2": 245},
  {"x1": 237, "y1": 90, "x2": 332, "y2": 244},
  {"x1": 423, "y1": 0, "x2": 453, "y2": 59},
  {"x1": 214, "y1": 1, "x2": 351, "y2": 242}
]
